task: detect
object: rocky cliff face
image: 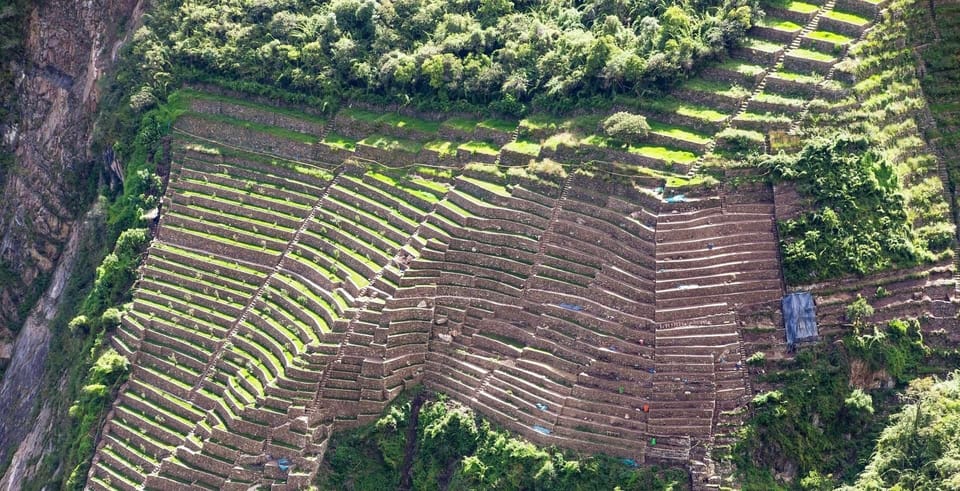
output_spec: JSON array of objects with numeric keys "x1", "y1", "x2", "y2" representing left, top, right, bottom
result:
[
  {"x1": 0, "y1": 0, "x2": 140, "y2": 337},
  {"x1": 0, "y1": 0, "x2": 142, "y2": 477}
]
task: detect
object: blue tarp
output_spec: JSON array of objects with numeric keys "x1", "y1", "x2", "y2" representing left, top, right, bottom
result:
[
  {"x1": 532, "y1": 425, "x2": 552, "y2": 435},
  {"x1": 783, "y1": 292, "x2": 818, "y2": 345},
  {"x1": 558, "y1": 303, "x2": 583, "y2": 311},
  {"x1": 277, "y1": 458, "x2": 291, "y2": 472},
  {"x1": 665, "y1": 194, "x2": 687, "y2": 203}
]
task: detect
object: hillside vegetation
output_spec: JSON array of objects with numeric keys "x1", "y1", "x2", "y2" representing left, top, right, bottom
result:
[
  {"x1": 318, "y1": 390, "x2": 689, "y2": 490},
  {"x1": 125, "y1": 0, "x2": 758, "y2": 112}
]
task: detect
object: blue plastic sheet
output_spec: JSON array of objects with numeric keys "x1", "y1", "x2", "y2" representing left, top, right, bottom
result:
[
  {"x1": 783, "y1": 292, "x2": 818, "y2": 345},
  {"x1": 532, "y1": 425, "x2": 552, "y2": 435}
]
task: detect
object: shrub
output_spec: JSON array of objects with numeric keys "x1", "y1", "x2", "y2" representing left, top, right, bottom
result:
[
  {"x1": 746, "y1": 351, "x2": 766, "y2": 366},
  {"x1": 846, "y1": 294, "x2": 874, "y2": 325},
  {"x1": 601, "y1": 112, "x2": 650, "y2": 145}
]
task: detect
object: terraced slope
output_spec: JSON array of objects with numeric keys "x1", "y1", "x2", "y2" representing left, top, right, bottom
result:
[{"x1": 85, "y1": 0, "x2": 960, "y2": 488}]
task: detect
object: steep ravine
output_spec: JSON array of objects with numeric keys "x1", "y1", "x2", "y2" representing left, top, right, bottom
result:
[{"x1": 0, "y1": 0, "x2": 142, "y2": 480}]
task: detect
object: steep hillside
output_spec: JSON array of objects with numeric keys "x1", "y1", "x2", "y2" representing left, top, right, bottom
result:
[{"x1": 1, "y1": 0, "x2": 957, "y2": 488}]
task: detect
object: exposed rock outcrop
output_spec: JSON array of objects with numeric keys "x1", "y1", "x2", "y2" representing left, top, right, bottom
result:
[{"x1": 0, "y1": 0, "x2": 140, "y2": 332}]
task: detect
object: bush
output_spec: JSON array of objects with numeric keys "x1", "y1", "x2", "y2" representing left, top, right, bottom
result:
[
  {"x1": 846, "y1": 294, "x2": 874, "y2": 325},
  {"x1": 746, "y1": 351, "x2": 766, "y2": 366},
  {"x1": 601, "y1": 112, "x2": 650, "y2": 145}
]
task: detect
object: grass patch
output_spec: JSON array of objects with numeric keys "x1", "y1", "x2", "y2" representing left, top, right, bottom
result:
[
  {"x1": 790, "y1": 47, "x2": 836, "y2": 62},
  {"x1": 441, "y1": 116, "x2": 480, "y2": 132},
  {"x1": 189, "y1": 112, "x2": 319, "y2": 144},
  {"x1": 458, "y1": 140, "x2": 500, "y2": 156},
  {"x1": 682, "y1": 79, "x2": 751, "y2": 100},
  {"x1": 179, "y1": 88, "x2": 328, "y2": 124},
  {"x1": 769, "y1": 70, "x2": 823, "y2": 84},
  {"x1": 807, "y1": 30, "x2": 854, "y2": 44},
  {"x1": 478, "y1": 118, "x2": 518, "y2": 132},
  {"x1": 628, "y1": 145, "x2": 698, "y2": 164},
  {"x1": 757, "y1": 17, "x2": 803, "y2": 31},
  {"x1": 648, "y1": 122, "x2": 712, "y2": 144},
  {"x1": 765, "y1": 0, "x2": 819, "y2": 14},
  {"x1": 717, "y1": 60, "x2": 766, "y2": 77},
  {"x1": 824, "y1": 9, "x2": 870, "y2": 25},
  {"x1": 358, "y1": 135, "x2": 423, "y2": 153},
  {"x1": 745, "y1": 37, "x2": 785, "y2": 53},
  {"x1": 423, "y1": 140, "x2": 457, "y2": 157},
  {"x1": 503, "y1": 139, "x2": 541, "y2": 156},
  {"x1": 643, "y1": 97, "x2": 729, "y2": 122},
  {"x1": 323, "y1": 132, "x2": 356, "y2": 151}
]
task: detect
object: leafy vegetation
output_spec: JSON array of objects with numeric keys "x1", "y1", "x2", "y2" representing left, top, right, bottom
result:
[
  {"x1": 844, "y1": 372, "x2": 960, "y2": 490},
  {"x1": 318, "y1": 390, "x2": 689, "y2": 490},
  {"x1": 122, "y1": 0, "x2": 760, "y2": 115},
  {"x1": 764, "y1": 134, "x2": 925, "y2": 284},
  {"x1": 734, "y1": 317, "x2": 933, "y2": 489}
]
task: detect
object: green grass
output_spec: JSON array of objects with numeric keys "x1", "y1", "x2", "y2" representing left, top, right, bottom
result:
[
  {"x1": 423, "y1": 140, "x2": 457, "y2": 157},
  {"x1": 178, "y1": 88, "x2": 328, "y2": 124},
  {"x1": 735, "y1": 111, "x2": 792, "y2": 123},
  {"x1": 643, "y1": 97, "x2": 729, "y2": 122},
  {"x1": 189, "y1": 112, "x2": 319, "y2": 144},
  {"x1": 338, "y1": 107, "x2": 381, "y2": 122},
  {"x1": 770, "y1": 70, "x2": 823, "y2": 84},
  {"x1": 628, "y1": 145, "x2": 698, "y2": 164},
  {"x1": 824, "y1": 10, "x2": 870, "y2": 25},
  {"x1": 458, "y1": 140, "x2": 500, "y2": 156},
  {"x1": 648, "y1": 122, "x2": 711, "y2": 144},
  {"x1": 376, "y1": 112, "x2": 440, "y2": 133},
  {"x1": 766, "y1": 0, "x2": 819, "y2": 14},
  {"x1": 745, "y1": 37, "x2": 785, "y2": 53},
  {"x1": 682, "y1": 79, "x2": 751, "y2": 99},
  {"x1": 441, "y1": 116, "x2": 480, "y2": 132},
  {"x1": 758, "y1": 17, "x2": 803, "y2": 31},
  {"x1": 717, "y1": 60, "x2": 767, "y2": 77},
  {"x1": 322, "y1": 132, "x2": 356, "y2": 151},
  {"x1": 754, "y1": 91, "x2": 806, "y2": 108},
  {"x1": 478, "y1": 118, "x2": 518, "y2": 132},
  {"x1": 358, "y1": 135, "x2": 422, "y2": 153},
  {"x1": 807, "y1": 30, "x2": 854, "y2": 44},
  {"x1": 790, "y1": 47, "x2": 836, "y2": 62},
  {"x1": 503, "y1": 139, "x2": 541, "y2": 156},
  {"x1": 519, "y1": 114, "x2": 564, "y2": 131},
  {"x1": 340, "y1": 107, "x2": 440, "y2": 132}
]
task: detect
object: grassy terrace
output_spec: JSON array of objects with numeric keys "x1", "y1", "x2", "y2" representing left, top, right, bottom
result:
[
  {"x1": 753, "y1": 91, "x2": 807, "y2": 108},
  {"x1": 187, "y1": 112, "x2": 319, "y2": 145},
  {"x1": 744, "y1": 37, "x2": 785, "y2": 53},
  {"x1": 442, "y1": 116, "x2": 517, "y2": 133},
  {"x1": 681, "y1": 79, "x2": 751, "y2": 100},
  {"x1": 178, "y1": 88, "x2": 327, "y2": 124},
  {"x1": 764, "y1": 0, "x2": 819, "y2": 13},
  {"x1": 769, "y1": 70, "x2": 823, "y2": 84},
  {"x1": 174, "y1": 138, "x2": 335, "y2": 180},
  {"x1": 823, "y1": 9, "x2": 871, "y2": 25},
  {"x1": 648, "y1": 122, "x2": 712, "y2": 145},
  {"x1": 757, "y1": 17, "x2": 803, "y2": 31},
  {"x1": 789, "y1": 47, "x2": 837, "y2": 62},
  {"x1": 503, "y1": 139, "x2": 542, "y2": 156},
  {"x1": 716, "y1": 60, "x2": 766, "y2": 78},
  {"x1": 459, "y1": 140, "x2": 501, "y2": 156},
  {"x1": 807, "y1": 30, "x2": 854, "y2": 45},
  {"x1": 358, "y1": 134, "x2": 423, "y2": 153},
  {"x1": 323, "y1": 132, "x2": 356, "y2": 151},
  {"x1": 339, "y1": 107, "x2": 440, "y2": 133},
  {"x1": 621, "y1": 96, "x2": 729, "y2": 122}
]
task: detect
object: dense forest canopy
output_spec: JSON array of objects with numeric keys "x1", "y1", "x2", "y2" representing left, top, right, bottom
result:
[{"x1": 131, "y1": 0, "x2": 759, "y2": 112}]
